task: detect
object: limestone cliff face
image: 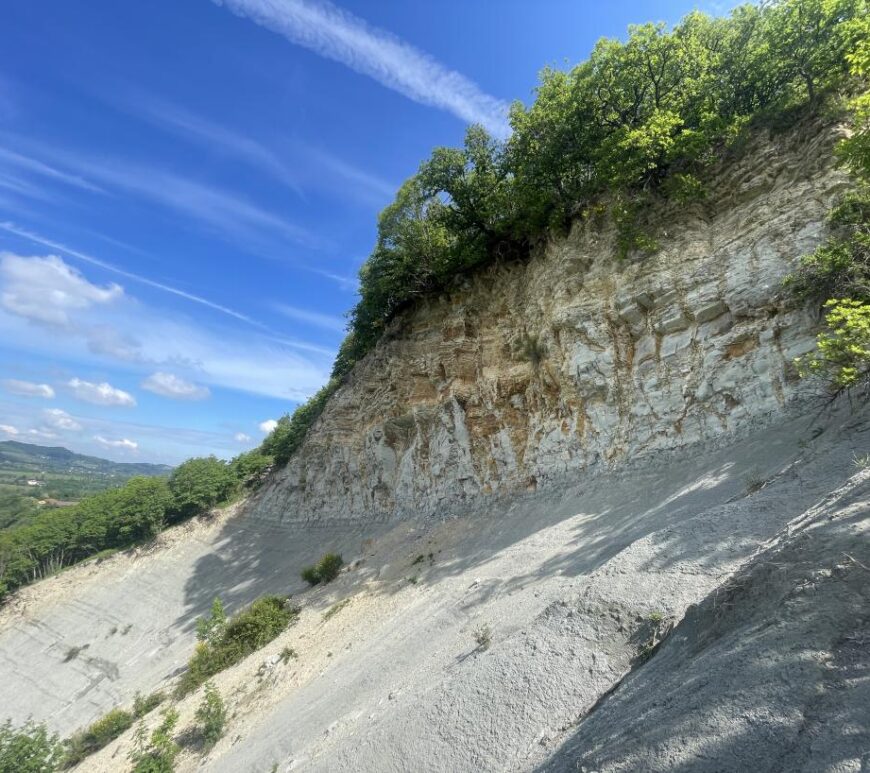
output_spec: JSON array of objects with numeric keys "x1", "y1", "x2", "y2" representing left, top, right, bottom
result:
[{"x1": 251, "y1": 121, "x2": 850, "y2": 523}]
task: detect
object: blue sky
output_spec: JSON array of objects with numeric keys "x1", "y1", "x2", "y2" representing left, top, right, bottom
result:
[{"x1": 0, "y1": 0, "x2": 732, "y2": 464}]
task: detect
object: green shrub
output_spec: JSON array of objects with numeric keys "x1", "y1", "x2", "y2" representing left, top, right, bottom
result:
[
  {"x1": 784, "y1": 191, "x2": 870, "y2": 306},
  {"x1": 129, "y1": 708, "x2": 179, "y2": 773},
  {"x1": 194, "y1": 683, "x2": 227, "y2": 749},
  {"x1": 229, "y1": 450, "x2": 273, "y2": 487},
  {"x1": 177, "y1": 596, "x2": 297, "y2": 696},
  {"x1": 797, "y1": 298, "x2": 870, "y2": 390},
  {"x1": 0, "y1": 719, "x2": 63, "y2": 773},
  {"x1": 133, "y1": 691, "x2": 165, "y2": 719},
  {"x1": 63, "y1": 708, "x2": 133, "y2": 767},
  {"x1": 196, "y1": 597, "x2": 227, "y2": 644},
  {"x1": 300, "y1": 553, "x2": 344, "y2": 586}
]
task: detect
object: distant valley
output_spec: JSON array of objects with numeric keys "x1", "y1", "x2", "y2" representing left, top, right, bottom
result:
[{"x1": 0, "y1": 440, "x2": 171, "y2": 530}]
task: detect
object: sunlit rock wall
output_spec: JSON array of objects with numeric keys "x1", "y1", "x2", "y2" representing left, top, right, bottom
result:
[{"x1": 250, "y1": 120, "x2": 849, "y2": 523}]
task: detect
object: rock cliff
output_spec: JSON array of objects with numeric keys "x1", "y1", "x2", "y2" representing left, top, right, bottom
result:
[{"x1": 252, "y1": 120, "x2": 850, "y2": 523}]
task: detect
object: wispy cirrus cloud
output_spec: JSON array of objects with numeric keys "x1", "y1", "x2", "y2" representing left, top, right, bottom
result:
[
  {"x1": 212, "y1": 0, "x2": 510, "y2": 137},
  {"x1": 0, "y1": 222, "x2": 260, "y2": 326},
  {"x1": 134, "y1": 98, "x2": 306, "y2": 197},
  {"x1": 0, "y1": 137, "x2": 321, "y2": 251},
  {"x1": 0, "y1": 146, "x2": 103, "y2": 193},
  {"x1": 273, "y1": 302, "x2": 345, "y2": 332},
  {"x1": 134, "y1": 97, "x2": 395, "y2": 205}
]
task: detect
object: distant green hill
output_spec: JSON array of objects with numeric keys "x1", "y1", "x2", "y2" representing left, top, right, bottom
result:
[
  {"x1": 0, "y1": 441, "x2": 171, "y2": 477},
  {"x1": 0, "y1": 441, "x2": 172, "y2": 530}
]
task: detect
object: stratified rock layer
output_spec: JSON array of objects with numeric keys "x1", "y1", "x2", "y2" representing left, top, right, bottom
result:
[{"x1": 252, "y1": 120, "x2": 849, "y2": 523}]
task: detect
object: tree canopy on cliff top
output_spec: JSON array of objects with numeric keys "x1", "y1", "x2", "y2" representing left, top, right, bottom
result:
[{"x1": 260, "y1": 0, "x2": 869, "y2": 468}]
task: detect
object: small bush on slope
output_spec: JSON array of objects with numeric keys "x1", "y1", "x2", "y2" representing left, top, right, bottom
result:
[
  {"x1": 300, "y1": 553, "x2": 344, "y2": 586},
  {"x1": 133, "y1": 691, "x2": 165, "y2": 719},
  {"x1": 177, "y1": 596, "x2": 297, "y2": 696},
  {"x1": 194, "y1": 683, "x2": 227, "y2": 749},
  {"x1": 63, "y1": 708, "x2": 133, "y2": 767},
  {"x1": 195, "y1": 597, "x2": 227, "y2": 644},
  {"x1": 0, "y1": 720, "x2": 63, "y2": 773},
  {"x1": 129, "y1": 708, "x2": 179, "y2": 773}
]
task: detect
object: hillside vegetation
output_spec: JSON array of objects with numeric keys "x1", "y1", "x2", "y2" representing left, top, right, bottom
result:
[
  {"x1": 262, "y1": 0, "x2": 870, "y2": 467},
  {"x1": 0, "y1": 452, "x2": 269, "y2": 601}
]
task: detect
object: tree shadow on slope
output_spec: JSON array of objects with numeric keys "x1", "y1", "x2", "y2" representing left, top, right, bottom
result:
[
  {"x1": 177, "y1": 405, "x2": 868, "y2": 643},
  {"x1": 177, "y1": 409, "x2": 835, "y2": 636},
  {"x1": 531, "y1": 503, "x2": 870, "y2": 773}
]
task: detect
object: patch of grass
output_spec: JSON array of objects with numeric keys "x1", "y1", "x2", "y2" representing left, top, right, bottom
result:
[
  {"x1": 744, "y1": 469, "x2": 765, "y2": 496},
  {"x1": 300, "y1": 553, "x2": 344, "y2": 586},
  {"x1": 63, "y1": 708, "x2": 133, "y2": 768},
  {"x1": 177, "y1": 596, "x2": 298, "y2": 697},
  {"x1": 411, "y1": 554, "x2": 425, "y2": 565},
  {"x1": 407, "y1": 575, "x2": 419, "y2": 585},
  {"x1": 638, "y1": 612, "x2": 674, "y2": 662},
  {"x1": 852, "y1": 452, "x2": 870, "y2": 470},
  {"x1": 322, "y1": 598, "x2": 351, "y2": 622},
  {"x1": 473, "y1": 624, "x2": 492, "y2": 651},
  {"x1": 279, "y1": 646, "x2": 298, "y2": 664}
]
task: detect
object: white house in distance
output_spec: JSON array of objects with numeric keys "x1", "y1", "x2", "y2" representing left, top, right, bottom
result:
[{"x1": 26, "y1": 479, "x2": 43, "y2": 487}]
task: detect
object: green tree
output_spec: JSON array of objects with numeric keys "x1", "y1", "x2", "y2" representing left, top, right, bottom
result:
[
  {"x1": 168, "y1": 457, "x2": 236, "y2": 519},
  {"x1": 229, "y1": 450, "x2": 272, "y2": 488}
]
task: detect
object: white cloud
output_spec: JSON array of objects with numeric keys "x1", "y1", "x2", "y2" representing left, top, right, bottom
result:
[
  {"x1": 273, "y1": 303, "x2": 346, "y2": 332},
  {"x1": 142, "y1": 371, "x2": 211, "y2": 401},
  {"x1": 213, "y1": 0, "x2": 510, "y2": 137},
  {"x1": 27, "y1": 428, "x2": 59, "y2": 441},
  {"x1": 0, "y1": 253, "x2": 332, "y2": 401},
  {"x1": 234, "y1": 432, "x2": 253, "y2": 443},
  {"x1": 2, "y1": 379, "x2": 54, "y2": 399},
  {"x1": 259, "y1": 419, "x2": 278, "y2": 434},
  {"x1": 0, "y1": 253, "x2": 122, "y2": 327},
  {"x1": 43, "y1": 408, "x2": 83, "y2": 431},
  {"x1": 68, "y1": 378, "x2": 136, "y2": 407},
  {"x1": 93, "y1": 435, "x2": 138, "y2": 451},
  {"x1": 0, "y1": 423, "x2": 19, "y2": 435},
  {"x1": 0, "y1": 223, "x2": 260, "y2": 326}
]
